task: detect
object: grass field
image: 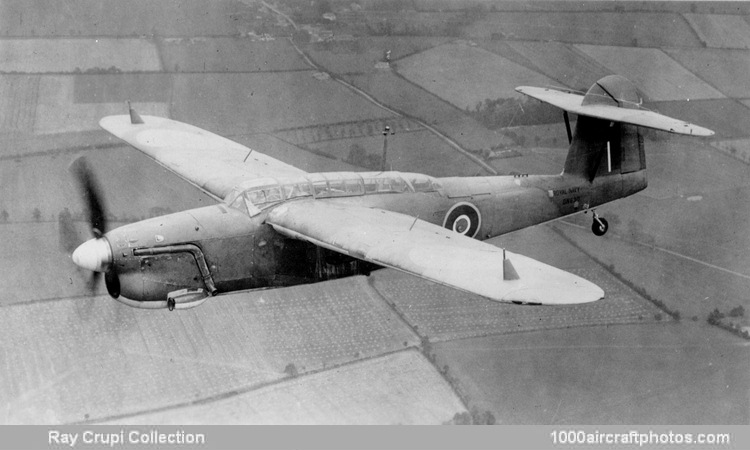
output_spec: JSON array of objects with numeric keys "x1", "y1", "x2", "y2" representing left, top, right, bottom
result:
[
  {"x1": 160, "y1": 38, "x2": 309, "y2": 73},
  {"x1": 397, "y1": 42, "x2": 556, "y2": 110},
  {"x1": 712, "y1": 138, "x2": 750, "y2": 165},
  {"x1": 232, "y1": 133, "x2": 361, "y2": 173},
  {"x1": 305, "y1": 130, "x2": 481, "y2": 176},
  {"x1": 434, "y1": 323, "x2": 749, "y2": 424},
  {"x1": 463, "y1": 12, "x2": 701, "y2": 48},
  {"x1": 648, "y1": 99, "x2": 750, "y2": 139},
  {"x1": 35, "y1": 76, "x2": 169, "y2": 134},
  {"x1": 575, "y1": 46, "x2": 724, "y2": 102},
  {"x1": 0, "y1": 75, "x2": 39, "y2": 134},
  {"x1": 345, "y1": 71, "x2": 512, "y2": 155},
  {"x1": 371, "y1": 225, "x2": 663, "y2": 343},
  {"x1": 503, "y1": 41, "x2": 612, "y2": 91},
  {"x1": 305, "y1": 36, "x2": 452, "y2": 75},
  {"x1": 683, "y1": 14, "x2": 750, "y2": 49},
  {"x1": 0, "y1": 0, "x2": 260, "y2": 37},
  {"x1": 103, "y1": 350, "x2": 464, "y2": 424},
  {"x1": 665, "y1": 48, "x2": 750, "y2": 99},
  {"x1": 0, "y1": 275, "x2": 419, "y2": 424},
  {"x1": 557, "y1": 219, "x2": 750, "y2": 321},
  {"x1": 74, "y1": 74, "x2": 172, "y2": 104},
  {"x1": 0, "y1": 39, "x2": 161, "y2": 73},
  {"x1": 170, "y1": 72, "x2": 396, "y2": 135}
]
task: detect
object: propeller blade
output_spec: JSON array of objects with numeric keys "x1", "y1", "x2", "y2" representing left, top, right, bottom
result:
[
  {"x1": 69, "y1": 157, "x2": 107, "y2": 237},
  {"x1": 87, "y1": 271, "x2": 101, "y2": 295}
]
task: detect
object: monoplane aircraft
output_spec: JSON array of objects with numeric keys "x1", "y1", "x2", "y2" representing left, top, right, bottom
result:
[{"x1": 70, "y1": 75, "x2": 712, "y2": 310}]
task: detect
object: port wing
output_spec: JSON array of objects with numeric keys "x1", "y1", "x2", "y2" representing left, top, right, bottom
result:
[{"x1": 100, "y1": 113, "x2": 306, "y2": 201}]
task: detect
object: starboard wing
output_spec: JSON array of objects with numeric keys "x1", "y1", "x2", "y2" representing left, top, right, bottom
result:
[
  {"x1": 99, "y1": 113, "x2": 306, "y2": 200},
  {"x1": 516, "y1": 86, "x2": 714, "y2": 137},
  {"x1": 267, "y1": 201, "x2": 604, "y2": 305}
]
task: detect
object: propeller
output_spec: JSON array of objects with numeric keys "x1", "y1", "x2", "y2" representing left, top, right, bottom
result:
[
  {"x1": 69, "y1": 157, "x2": 120, "y2": 298},
  {"x1": 69, "y1": 157, "x2": 107, "y2": 238}
]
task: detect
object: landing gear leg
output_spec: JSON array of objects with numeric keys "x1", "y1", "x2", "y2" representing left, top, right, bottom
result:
[
  {"x1": 591, "y1": 210, "x2": 609, "y2": 236},
  {"x1": 167, "y1": 297, "x2": 176, "y2": 311}
]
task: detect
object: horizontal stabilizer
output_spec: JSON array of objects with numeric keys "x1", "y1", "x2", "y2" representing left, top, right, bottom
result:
[{"x1": 516, "y1": 86, "x2": 714, "y2": 137}]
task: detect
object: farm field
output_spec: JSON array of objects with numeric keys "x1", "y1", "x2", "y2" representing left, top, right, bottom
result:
[
  {"x1": 648, "y1": 99, "x2": 750, "y2": 139},
  {"x1": 304, "y1": 36, "x2": 451, "y2": 75},
  {"x1": 665, "y1": 48, "x2": 750, "y2": 99},
  {"x1": 396, "y1": 42, "x2": 556, "y2": 110},
  {"x1": 233, "y1": 133, "x2": 361, "y2": 173},
  {"x1": 35, "y1": 76, "x2": 169, "y2": 134},
  {"x1": 0, "y1": 0, "x2": 262, "y2": 37},
  {"x1": 104, "y1": 350, "x2": 463, "y2": 425},
  {"x1": 305, "y1": 129, "x2": 481, "y2": 176},
  {"x1": 0, "y1": 275, "x2": 419, "y2": 424},
  {"x1": 0, "y1": 141, "x2": 216, "y2": 236},
  {"x1": 169, "y1": 72, "x2": 396, "y2": 135},
  {"x1": 73, "y1": 74, "x2": 172, "y2": 104},
  {"x1": 159, "y1": 38, "x2": 309, "y2": 73},
  {"x1": 433, "y1": 322, "x2": 749, "y2": 424},
  {"x1": 488, "y1": 146, "x2": 564, "y2": 176},
  {"x1": 0, "y1": 75, "x2": 39, "y2": 134},
  {"x1": 556, "y1": 221, "x2": 750, "y2": 321},
  {"x1": 370, "y1": 225, "x2": 663, "y2": 343},
  {"x1": 0, "y1": 39, "x2": 161, "y2": 73},
  {"x1": 462, "y1": 12, "x2": 701, "y2": 48},
  {"x1": 5, "y1": 0, "x2": 750, "y2": 428},
  {"x1": 346, "y1": 71, "x2": 512, "y2": 154},
  {"x1": 574, "y1": 46, "x2": 724, "y2": 101},
  {"x1": 712, "y1": 138, "x2": 750, "y2": 165},
  {"x1": 683, "y1": 14, "x2": 750, "y2": 49},
  {"x1": 503, "y1": 41, "x2": 612, "y2": 91}
]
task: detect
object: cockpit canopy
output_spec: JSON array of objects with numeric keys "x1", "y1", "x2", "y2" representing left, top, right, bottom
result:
[{"x1": 224, "y1": 172, "x2": 441, "y2": 216}]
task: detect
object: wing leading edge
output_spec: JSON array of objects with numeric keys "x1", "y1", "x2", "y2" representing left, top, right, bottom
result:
[
  {"x1": 267, "y1": 201, "x2": 604, "y2": 305},
  {"x1": 99, "y1": 114, "x2": 306, "y2": 200}
]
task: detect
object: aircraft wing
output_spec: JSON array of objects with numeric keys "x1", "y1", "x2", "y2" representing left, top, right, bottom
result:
[
  {"x1": 516, "y1": 86, "x2": 714, "y2": 136},
  {"x1": 267, "y1": 201, "x2": 604, "y2": 305},
  {"x1": 99, "y1": 113, "x2": 306, "y2": 201}
]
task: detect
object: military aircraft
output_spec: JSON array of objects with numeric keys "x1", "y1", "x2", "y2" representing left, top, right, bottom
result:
[{"x1": 70, "y1": 75, "x2": 712, "y2": 311}]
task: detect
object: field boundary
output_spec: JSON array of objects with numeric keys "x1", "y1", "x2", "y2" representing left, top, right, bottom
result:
[{"x1": 78, "y1": 346, "x2": 421, "y2": 425}]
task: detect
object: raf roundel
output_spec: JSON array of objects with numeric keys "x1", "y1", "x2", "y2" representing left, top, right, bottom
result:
[{"x1": 443, "y1": 202, "x2": 482, "y2": 238}]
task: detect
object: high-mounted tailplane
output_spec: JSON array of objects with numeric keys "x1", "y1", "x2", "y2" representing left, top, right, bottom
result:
[{"x1": 517, "y1": 75, "x2": 713, "y2": 182}]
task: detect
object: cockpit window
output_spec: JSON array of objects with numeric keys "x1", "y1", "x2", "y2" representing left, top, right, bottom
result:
[
  {"x1": 312, "y1": 180, "x2": 329, "y2": 198},
  {"x1": 409, "y1": 175, "x2": 437, "y2": 192},
  {"x1": 245, "y1": 189, "x2": 265, "y2": 205},
  {"x1": 284, "y1": 182, "x2": 312, "y2": 200},
  {"x1": 344, "y1": 178, "x2": 364, "y2": 195},
  {"x1": 226, "y1": 172, "x2": 438, "y2": 217},
  {"x1": 363, "y1": 175, "x2": 408, "y2": 194},
  {"x1": 264, "y1": 187, "x2": 282, "y2": 203},
  {"x1": 230, "y1": 195, "x2": 248, "y2": 214}
]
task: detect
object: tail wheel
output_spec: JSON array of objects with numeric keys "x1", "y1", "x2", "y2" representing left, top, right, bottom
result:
[{"x1": 592, "y1": 217, "x2": 609, "y2": 236}]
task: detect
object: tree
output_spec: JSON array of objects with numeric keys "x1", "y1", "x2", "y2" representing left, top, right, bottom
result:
[
  {"x1": 729, "y1": 305, "x2": 745, "y2": 318},
  {"x1": 284, "y1": 363, "x2": 298, "y2": 377}
]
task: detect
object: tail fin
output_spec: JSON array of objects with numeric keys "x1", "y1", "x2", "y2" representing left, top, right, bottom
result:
[{"x1": 517, "y1": 75, "x2": 713, "y2": 181}]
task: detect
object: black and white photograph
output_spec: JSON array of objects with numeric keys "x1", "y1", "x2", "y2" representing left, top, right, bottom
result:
[{"x1": 0, "y1": 0, "x2": 747, "y2": 442}]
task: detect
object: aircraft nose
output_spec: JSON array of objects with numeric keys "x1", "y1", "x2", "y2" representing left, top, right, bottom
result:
[{"x1": 71, "y1": 238, "x2": 112, "y2": 273}]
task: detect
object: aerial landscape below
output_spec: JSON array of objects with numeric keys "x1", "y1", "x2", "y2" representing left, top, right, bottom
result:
[{"x1": 0, "y1": 0, "x2": 749, "y2": 426}]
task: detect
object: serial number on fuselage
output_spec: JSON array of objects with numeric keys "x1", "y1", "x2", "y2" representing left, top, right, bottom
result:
[{"x1": 551, "y1": 186, "x2": 582, "y2": 197}]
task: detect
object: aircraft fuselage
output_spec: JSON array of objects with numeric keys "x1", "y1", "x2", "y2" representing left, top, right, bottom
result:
[{"x1": 102, "y1": 170, "x2": 646, "y2": 306}]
